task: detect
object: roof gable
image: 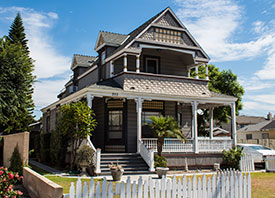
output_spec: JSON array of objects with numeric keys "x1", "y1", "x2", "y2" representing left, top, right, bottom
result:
[
  {"x1": 71, "y1": 54, "x2": 97, "y2": 70},
  {"x1": 154, "y1": 11, "x2": 181, "y2": 28},
  {"x1": 95, "y1": 31, "x2": 128, "y2": 51}
]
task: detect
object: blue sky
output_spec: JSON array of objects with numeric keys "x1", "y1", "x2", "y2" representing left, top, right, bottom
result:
[{"x1": 0, "y1": 0, "x2": 275, "y2": 119}]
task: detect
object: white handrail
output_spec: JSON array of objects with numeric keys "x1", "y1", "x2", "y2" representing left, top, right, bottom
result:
[
  {"x1": 139, "y1": 140, "x2": 155, "y2": 171},
  {"x1": 86, "y1": 136, "x2": 101, "y2": 174}
]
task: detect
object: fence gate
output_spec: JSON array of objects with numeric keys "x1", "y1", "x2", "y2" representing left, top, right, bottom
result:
[
  {"x1": 240, "y1": 154, "x2": 254, "y2": 172},
  {"x1": 66, "y1": 170, "x2": 251, "y2": 198}
]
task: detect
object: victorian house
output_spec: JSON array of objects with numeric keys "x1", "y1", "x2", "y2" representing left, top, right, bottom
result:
[{"x1": 42, "y1": 7, "x2": 237, "y2": 174}]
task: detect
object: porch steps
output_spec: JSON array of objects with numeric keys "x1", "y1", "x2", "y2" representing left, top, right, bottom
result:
[{"x1": 99, "y1": 153, "x2": 151, "y2": 175}]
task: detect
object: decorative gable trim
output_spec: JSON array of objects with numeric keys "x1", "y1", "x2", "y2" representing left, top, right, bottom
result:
[{"x1": 95, "y1": 32, "x2": 104, "y2": 51}]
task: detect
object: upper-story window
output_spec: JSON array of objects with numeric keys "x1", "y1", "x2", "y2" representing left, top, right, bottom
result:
[
  {"x1": 155, "y1": 28, "x2": 182, "y2": 44},
  {"x1": 145, "y1": 57, "x2": 159, "y2": 74},
  {"x1": 101, "y1": 50, "x2": 106, "y2": 64}
]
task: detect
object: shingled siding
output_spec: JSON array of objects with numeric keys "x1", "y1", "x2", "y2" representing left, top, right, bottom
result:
[
  {"x1": 78, "y1": 68, "x2": 98, "y2": 90},
  {"x1": 92, "y1": 97, "x2": 105, "y2": 150},
  {"x1": 127, "y1": 100, "x2": 137, "y2": 152},
  {"x1": 114, "y1": 58, "x2": 123, "y2": 74}
]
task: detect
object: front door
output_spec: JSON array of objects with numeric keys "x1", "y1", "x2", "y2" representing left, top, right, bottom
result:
[{"x1": 105, "y1": 100, "x2": 125, "y2": 152}]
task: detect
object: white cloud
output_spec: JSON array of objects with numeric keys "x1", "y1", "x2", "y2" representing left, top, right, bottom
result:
[
  {"x1": 174, "y1": 0, "x2": 275, "y2": 62},
  {"x1": 0, "y1": 7, "x2": 71, "y2": 118}
]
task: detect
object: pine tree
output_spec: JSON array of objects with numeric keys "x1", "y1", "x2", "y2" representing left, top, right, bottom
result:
[
  {"x1": 0, "y1": 13, "x2": 35, "y2": 134},
  {"x1": 8, "y1": 13, "x2": 28, "y2": 51}
]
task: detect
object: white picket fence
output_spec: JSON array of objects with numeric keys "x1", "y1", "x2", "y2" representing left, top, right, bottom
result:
[
  {"x1": 66, "y1": 171, "x2": 251, "y2": 198},
  {"x1": 240, "y1": 154, "x2": 254, "y2": 172},
  {"x1": 265, "y1": 156, "x2": 275, "y2": 172}
]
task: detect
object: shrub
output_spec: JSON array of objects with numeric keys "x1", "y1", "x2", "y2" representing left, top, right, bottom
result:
[
  {"x1": 50, "y1": 128, "x2": 68, "y2": 166},
  {"x1": 222, "y1": 147, "x2": 243, "y2": 170},
  {"x1": 33, "y1": 133, "x2": 40, "y2": 160},
  {"x1": 9, "y1": 145, "x2": 23, "y2": 175},
  {"x1": 154, "y1": 154, "x2": 167, "y2": 168},
  {"x1": 76, "y1": 145, "x2": 95, "y2": 167},
  {"x1": 40, "y1": 133, "x2": 51, "y2": 163},
  {"x1": 0, "y1": 167, "x2": 23, "y2": 197}
]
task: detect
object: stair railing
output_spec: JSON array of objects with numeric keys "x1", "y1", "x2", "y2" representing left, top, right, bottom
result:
[
  {"x1": 139, "y1": 140, "x2": 155, "y2": 172},
  {"x1": 86, "y1": 136, "x2": 101, "y2": 174}
]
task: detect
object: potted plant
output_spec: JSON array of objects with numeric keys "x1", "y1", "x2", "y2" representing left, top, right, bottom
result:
[
  {"x1": 108, "y1": 162, "x2": 124, "y2": 181},
  {"x1": 76, "y1": 145, "x2": 95, "y2": 175},
  {"x1": 147, "y1": 116, "x2": 185, "y2": 178}
]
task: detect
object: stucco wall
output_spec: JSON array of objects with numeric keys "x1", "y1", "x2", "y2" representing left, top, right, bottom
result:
[
  {"x1": 3, "y1": 132, "x2": 29, "y2": 167},
  {"x1": 23, "y1": 167, "x2": 63, "y2": 198}
]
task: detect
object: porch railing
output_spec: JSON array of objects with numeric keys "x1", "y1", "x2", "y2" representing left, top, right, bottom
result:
[{"x1": 141, "y1": 137, "x2": 232, "y2": 153}]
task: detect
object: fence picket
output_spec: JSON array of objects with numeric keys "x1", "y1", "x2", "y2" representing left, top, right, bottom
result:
[
  {"x1": 193, "y1": 175, "x2": 197, "y2": 198},
  {"x1": 68, "y1": 170, "x2": 251, "y2": 198},
  {"x1": 132, "y1": 181, "x2": 137, "y2": 198},
  {"x1": 69, "y1": 182, "x2": 75, "y2": 198},
  {"x1": 95, "y1": 181, "x2": 100, "y2": 198},
  {"x1": 108, "y1": 182, "x2": 113, "y2": 198},
  {"x1": 102, "y1": 178, "x2": 107, "y2": 198},
  {"x1": 126, "y1": 177, "x2": 131, "y2": 198},
  {"x1": 89, "y1": 179, "x2": 94, "y2": 198},
  {"x1": 144, "y1": 180, "x2": 148, "y2": 198},
  {"x1": 138, "y1": 176, "x2": 142, "y2": 198},
  {"x1": 76, "y1": 178, "x2": 81, "y2": 198},
  {"x1": 83, "y1": 182, "x2": 88, "y2": 198}
]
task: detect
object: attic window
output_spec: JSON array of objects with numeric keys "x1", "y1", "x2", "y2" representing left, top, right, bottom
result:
[
  {"x1": 101, "y1": 50, "x2": 106, "y2": 64},
  {"x1": 155, "y1": 28, "x2": 182, "y2": 44}
]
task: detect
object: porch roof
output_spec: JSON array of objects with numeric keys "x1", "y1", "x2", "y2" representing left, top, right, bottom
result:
[{"x1": 89, "y1": 72, "x2": 236, "y2": 101}]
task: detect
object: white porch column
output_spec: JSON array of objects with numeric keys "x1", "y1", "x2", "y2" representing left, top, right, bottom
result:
[
  {"x1": 205, "y1": 64, "x2": 209, "y2": 80},
  {"x1": 195, "y1": 66, "x2": 199, "y2": 79},
  {"x1": 136, "y1": 55, "x2": 140, "y2": 73},
  {"x1": 231, "y1": 102, "x2": 237, "y2": 146},
  {"x1": 123, "y1": 53, "x2": 127, "y2": 72},
  {"x1": 110, "y1": 60, "x2": 114, "y2": 77},
  {"x1": 192, "y1": 101, "x2": 199, "y2": 153},
  {"x1": 187, "y1": 69, "x2": 190, "y2": 77},
  {"x1": 135, "y1": 97, "x2": 143, "y2": 153},
  {"x1": 87, "y1": 93, "x2": 94, "y2": 108},
  {"x1": 209, "y1": 107, "x2": 214, "y2": 139}
]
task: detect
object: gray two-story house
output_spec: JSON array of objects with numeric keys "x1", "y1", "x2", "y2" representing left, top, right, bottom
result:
[{"x1": 42, "y1": 7, "x2": 237, "y2": 173}]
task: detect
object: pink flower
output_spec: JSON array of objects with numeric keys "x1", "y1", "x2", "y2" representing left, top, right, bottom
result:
[
  {"x1": 0, "y1": 170, "x2": 3, "y2": 175},
  {"x1": 17, "y1": 190, "x2": 23, "y2": 195},
  {"x1": 15, "y1": 173, "x2": 19, "y2": 178},
  {"x1": 8, "y1": 173, "x2": 14, "y2": 180},
  {"x1": 4, "y1": 196, "x2": 9, "y2": 198},
  {"x1": 4, "y1": 168, "x2": 7, "y2": 171},
  {"x1": 20, "y1": 176, "x2": 23, "y2": 180},
  {"x1": 0, "y1": 166, "x2": 3, "y2": 169},
  {"x1": 3, "y1": 178, "x2": 6, "y2": 182}
]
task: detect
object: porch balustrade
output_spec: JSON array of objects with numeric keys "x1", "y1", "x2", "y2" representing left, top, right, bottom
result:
[{"x1": 141, "y1": 137, "x2": 232, "y2": 153}]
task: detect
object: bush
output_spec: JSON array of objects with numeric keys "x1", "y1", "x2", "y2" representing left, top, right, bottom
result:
[
  {"x1": 34, "y1": 134, "x2": 40, "y2": 161},
  {"x1": 222, "y1": 147, "x2": 243, "y2": 170},
  {"x1": 76, "y1": 145, "x2": 95, "y2": 167},
  {"x1": 154, "y1": 154, "x2": 167, "y2": 168},
  {"x1": 0, "y1": 167, "x2": 23, "y2": 197},
  {"x1": 50, "y1": 128, "x2": 68, "y2": 166},
  {"x1": 40, "y1": 133, "x2": 51, "y2": 163},
  {"x1": 9, "y1": 145, "x2": 23, "y2": 175}
]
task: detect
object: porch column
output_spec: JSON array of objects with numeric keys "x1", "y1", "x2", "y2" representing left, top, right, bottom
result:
[
  {"x1": 209, "y1": 107, "x2": 214, "y2": 139},
  {"x1": 87, "y1": 93, "x2": 94, "y2": 108},
  {"x1": 123, "y1": 53, "x2": 127, "y2": 72},
  {"x1": 192, "y1": 101, "x2": 199, "y2": 153},
  {"x1": 110, "y1": 60, "x2": 114, "y2": 77},
  {"x1": 136, "y1": 55, "x2": 140, "y2": 73},
  {"x1": 187, "y1": 69, "x2": 190, "y2": 77},
  {"x1": 135, "y1": 97, "x2": 143, "y2": 153},
  {"x1": 205, "y1": 64, "x2": 209, "y2": 80},
  {"x1": 231, "y1": 102, "x2": 237, "y2": 146},
  {"x1": 195, "y1": 66, "x2": 199, "y2": 79}
]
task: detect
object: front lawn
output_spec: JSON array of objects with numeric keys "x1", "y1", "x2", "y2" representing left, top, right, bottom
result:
[{"x1": 251, "y1": 172, "x2": 275, "y2": 198}]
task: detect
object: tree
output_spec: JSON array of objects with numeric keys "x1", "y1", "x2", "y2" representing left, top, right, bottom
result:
[
  {"x1": 8, "y1": 13, "x2": 28, "y2": 51},
  {"x1": 59, "y1": 101, "x2": 97, "y2": 169},
  {"x1": 147, "y1": 116, "x2": 184, "y2": 156},
  {"x1": 191, "y1": 65, "x2": 244, "y2": 129},
  {"x1": 0, "y1": 36, "x2": 35, "y2": 134}
]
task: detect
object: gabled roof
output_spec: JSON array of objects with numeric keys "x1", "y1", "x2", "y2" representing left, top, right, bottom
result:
[
  {"x1": 236, "y1": 115, "x2": 266, "y2": 125},
  {"x1": 262, "y1": 120, "x2": 275, "y2": 130},
  {"x1": 71, "y1": 54, "x2": 97, "y2": 70},
  {"x1": 238, "y1": 120, "x2": 273, "y2": 132},
  {"x1": 95, "y1": 31, "x2": 128, "y2": 51}
]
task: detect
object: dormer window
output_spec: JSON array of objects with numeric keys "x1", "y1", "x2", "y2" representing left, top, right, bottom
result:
[
  {"x1": 101, "y1": 50, "x2": 106, "y2": 64},
  {"x1": 155, "y1": 28, "x2": 182, "y2": 44}
]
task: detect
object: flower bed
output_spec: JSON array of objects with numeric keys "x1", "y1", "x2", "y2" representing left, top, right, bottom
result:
[{"x1": 0, "y1": 167, "x2": 23, "y2": 197}]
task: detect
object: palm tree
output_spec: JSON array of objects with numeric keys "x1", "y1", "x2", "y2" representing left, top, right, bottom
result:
[{"x1": 147, "y1": 116, "x2": 184, "y2": 156}]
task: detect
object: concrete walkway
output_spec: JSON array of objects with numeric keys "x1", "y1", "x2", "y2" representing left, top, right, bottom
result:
[{"x1": 29, "y1": 159, "x2": 63, "y2": 174}]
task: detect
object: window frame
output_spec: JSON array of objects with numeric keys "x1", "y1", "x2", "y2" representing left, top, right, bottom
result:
[{"x1": 144, "y1": 56, "x2": 160, "y2": 74}]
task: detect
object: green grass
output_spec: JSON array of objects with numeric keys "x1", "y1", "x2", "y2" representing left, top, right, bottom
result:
[
  {"x1": 251, "y1": 172, "x2": 275, "y2": 198},
  {"x1": 45, "y1": 176, "x2": 103, "y2": 194}
]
